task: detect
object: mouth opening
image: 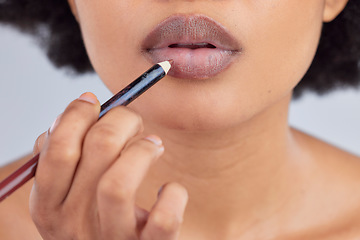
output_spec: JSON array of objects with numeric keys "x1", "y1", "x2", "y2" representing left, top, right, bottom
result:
[{"x1": 168, "y1": 43, "x2": 217, "y2": 49}]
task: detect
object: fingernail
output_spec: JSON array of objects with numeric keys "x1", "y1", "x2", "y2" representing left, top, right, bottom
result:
[
  {"x1": 49, "y1": 114, "x2": 62, "y2": 133},
  {"x1": 145, "y1": 135, "x2": 163, "y2": 146},
  {"x1": 78, "y1": 92, "x2": 98, "y2": 104}
]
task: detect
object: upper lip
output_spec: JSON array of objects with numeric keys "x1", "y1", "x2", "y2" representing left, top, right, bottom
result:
[{"x1": 142, "y1": 14, "x2": 241, "y2": 52}]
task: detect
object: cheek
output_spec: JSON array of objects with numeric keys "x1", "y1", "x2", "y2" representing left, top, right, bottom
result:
[
  {"x1": 233, "y1": 0, "x2": 325, "y2": 98},
  {"x1": 74, "y1": 1, "x2": 151, "y2": 93}
]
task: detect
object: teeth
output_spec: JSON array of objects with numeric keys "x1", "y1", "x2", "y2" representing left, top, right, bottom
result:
[{"x1": 169, "y1": 43, "x2": 216, "y2": 49}]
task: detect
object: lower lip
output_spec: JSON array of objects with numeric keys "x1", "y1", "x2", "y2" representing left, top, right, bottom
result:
[{"x1": 144, "y1": 48, "x2": 239, "y2": 79}]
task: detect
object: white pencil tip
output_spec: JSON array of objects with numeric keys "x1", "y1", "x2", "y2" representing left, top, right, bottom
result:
[{"x1": 158, "y1": 60, "x2": 172, "y2": 74}]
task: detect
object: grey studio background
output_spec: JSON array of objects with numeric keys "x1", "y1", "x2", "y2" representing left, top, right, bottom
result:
[{"x1": 0, "y1": 25, "x2": 359, "y2": 166}]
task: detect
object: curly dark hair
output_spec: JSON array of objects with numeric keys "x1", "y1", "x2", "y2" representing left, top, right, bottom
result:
[{"x1": 0, "y1": 0, "x2": 359, "y2": 97}]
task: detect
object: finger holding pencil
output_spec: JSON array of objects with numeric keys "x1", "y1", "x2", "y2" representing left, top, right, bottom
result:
[
  {"x1": 0, "y1": 60, "x2": 173, "y2": 202},
  {"x1": 28, "y1": 58, "x2": 186, "y2": 240}
]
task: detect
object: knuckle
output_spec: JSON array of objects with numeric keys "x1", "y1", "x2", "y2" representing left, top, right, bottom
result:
[
  {"x1": 151, "y1": 210, "x2": 181, "y2": 234},
  {"x1": 30, "y1": 206, "x2": 53, "y2": 230},
  {"x1": 44, "y1": 140, "x2": 80, "y2": 167},
  {"x1": 60, "y1": 147, "x2": 80, "y2": 162},
  {"x1": 97, "y1": 176, "x2": 133, "y2": 203},
  {"x1": 116, "y1": 107, "x2": 143, "y2": 132},
  {"x1": 31, "y1": 202, "x2": 83, "y2": 238},
  {"x1": 86, "y1": 124, "x2": 124, "y2": 151}
]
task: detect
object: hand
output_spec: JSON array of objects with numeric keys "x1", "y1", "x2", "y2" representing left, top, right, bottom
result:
[{"x1": 30, "y1": 92, "x2": 188, "y2": 240}]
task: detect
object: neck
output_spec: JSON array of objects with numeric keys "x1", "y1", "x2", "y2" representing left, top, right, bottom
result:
[{"x1": 137, "y1": 94, "x2": 307, "y2": 237}]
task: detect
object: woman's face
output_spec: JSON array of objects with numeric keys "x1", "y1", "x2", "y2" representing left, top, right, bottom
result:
[{"x1": 69, "y1": 1, "x2": 328, "y2": 131}]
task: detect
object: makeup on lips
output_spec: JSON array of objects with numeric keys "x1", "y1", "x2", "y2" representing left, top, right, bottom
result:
[{"x1": 142, "y1": 14, "x2": 241, "y2": 80}]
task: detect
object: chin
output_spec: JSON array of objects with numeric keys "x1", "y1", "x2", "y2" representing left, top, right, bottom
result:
[{"x1": 132, "y1": 102, "x2": 252, "y2": 133}]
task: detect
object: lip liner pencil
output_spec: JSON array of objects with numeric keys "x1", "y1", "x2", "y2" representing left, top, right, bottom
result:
[{"x1": 0, "y1": 60, "x2": 172, "y2": 202}]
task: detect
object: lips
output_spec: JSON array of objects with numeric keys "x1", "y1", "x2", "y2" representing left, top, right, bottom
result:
[{"x1": 142, "y1": 15, "x2": 241, "y2": 79}]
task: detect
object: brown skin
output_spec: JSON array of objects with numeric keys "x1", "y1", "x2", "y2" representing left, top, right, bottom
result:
[
  {"x1": 1, "y1": 0, "x2": 360, "y2": 239},
  {"x1": 1, "y1": 129, "x2": 360, "y2": 240}
]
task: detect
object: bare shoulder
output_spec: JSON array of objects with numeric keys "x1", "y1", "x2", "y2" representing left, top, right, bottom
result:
[
  {"x1": 0, "y1": 155, "x2": 42, "y2": 239},
  {"x1": 291, "y1": 129, "x2": 360, "y2": 239},
  {"x1": 292, "y1": 127, "x2": 360, "y2": 171}
]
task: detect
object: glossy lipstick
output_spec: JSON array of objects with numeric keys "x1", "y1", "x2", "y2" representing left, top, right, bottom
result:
[{"x1": 142, "y1": 14, "x2": 241, "y2": 79}]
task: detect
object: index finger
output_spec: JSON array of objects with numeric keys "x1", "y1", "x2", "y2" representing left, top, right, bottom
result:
[{"x1": 32, "y1": 92, "x2": 100, "y2": 207}]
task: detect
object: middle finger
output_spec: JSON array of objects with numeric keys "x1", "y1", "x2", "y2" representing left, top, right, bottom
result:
[{"x1": 64, "y1": 106, "x2": 143, "y2": 206}]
